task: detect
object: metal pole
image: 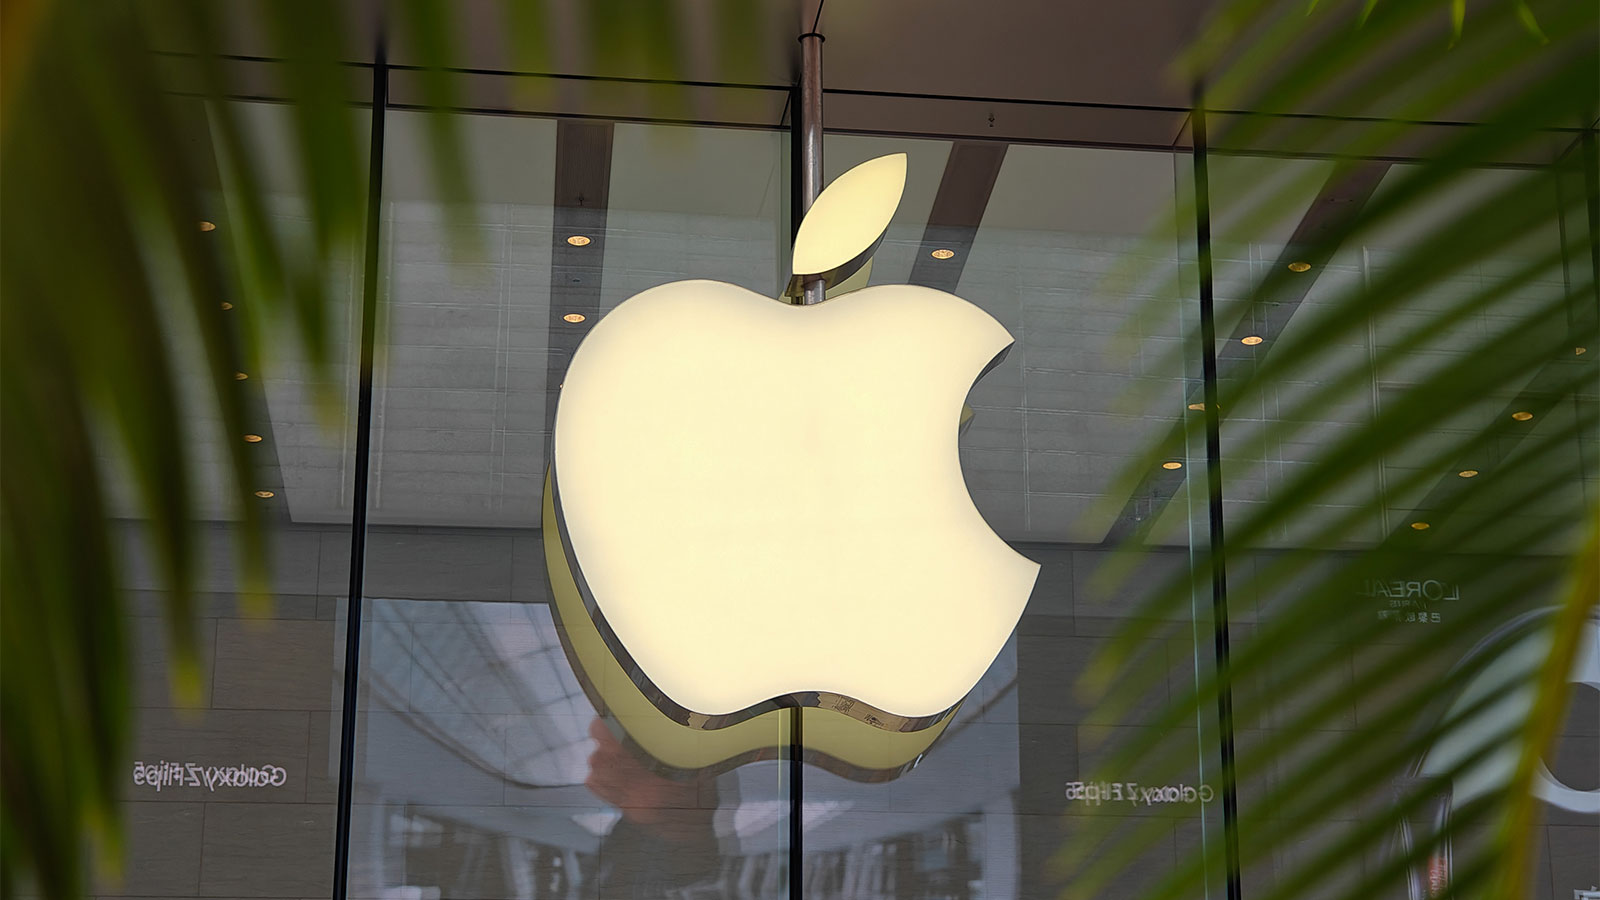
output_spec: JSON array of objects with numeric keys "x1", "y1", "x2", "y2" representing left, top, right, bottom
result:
[
  {"x1": 797, "y1": 32, "x2": 826, "y2": 306},
  {"x1": 789, "y1": 35, "x2": 824, "y2": 898},
  {"x1": 1190, "y1": 95, "x2": 1245, "y2": 900},
  {"x1": 332, "y1": 39, "x2": 386, "y2": 900}
]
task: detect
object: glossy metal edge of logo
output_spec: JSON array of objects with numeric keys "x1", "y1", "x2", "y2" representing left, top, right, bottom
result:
[{"x1": 540, "y1": 469, "x2": 956, "y2": 782}]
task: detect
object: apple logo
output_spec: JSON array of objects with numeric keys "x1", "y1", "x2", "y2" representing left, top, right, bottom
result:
[
  {"x1": 548, "y1": 153, "x2": 1039, "y2": 732},
  {"x1": 542, "y1": 467, "x2": 958, "y2": 782}
]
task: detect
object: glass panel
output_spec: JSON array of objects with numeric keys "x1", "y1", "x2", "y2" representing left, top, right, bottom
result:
[
  {"x1": 84, "y1": 43, "x2": 1596, "y2": 900},
  {"x1": 1207, "y1": 151, "x2": 1599, "y2": 898},
  {"x1": 350, "y1": 109, "x2": 794, "y2": 899},
  {"x1": 795, "y1": 137, "x2": 1218, "y2": 900},
  {"x1": 107, "y1": 99, "x2": 364, "y2": 898}
]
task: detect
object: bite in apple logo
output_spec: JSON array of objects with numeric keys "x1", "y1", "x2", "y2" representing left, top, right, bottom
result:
[{"x1": 548, "y1": 153, "x2": 1040, "y2": 732}]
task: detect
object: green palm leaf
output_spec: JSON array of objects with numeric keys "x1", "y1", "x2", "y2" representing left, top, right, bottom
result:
[
  {"x1": 3, "y1": 1, "x2": 1592, "y2": 898},
  {"x1": 1072, "y1": 1, "x2": 1598, "y2": 898},
  {"x1": 1, "y1": 2, "x2": 776, "y2": 894}
]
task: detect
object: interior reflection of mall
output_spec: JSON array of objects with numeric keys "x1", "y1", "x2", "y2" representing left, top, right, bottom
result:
[{"x1": 103, "y1": 3, "x2": 1597, "y2": 900}]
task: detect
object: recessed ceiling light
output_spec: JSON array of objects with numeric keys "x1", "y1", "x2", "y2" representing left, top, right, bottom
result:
[
  {"x1": 1410, "y1": 521, "x2": 1430, "y2": 531},
  {"x1": 220, "y1": 301, "x2": 233, "y2": 310},
  {"x1": 1577, "y1": 347, "x2": 1588, "y2": 356},
  {"x1": 1287, "y1": 261, "x2": 1311, "y2": 273},
  {"x1": 1457, "y1": 468, "x2": 1478, "y2": 478},
  {"x1": 567, "y1": 235, "x2": 592, "y2": 247},
  {"x1": 1161, "y1": 461, "x2": 1183, "y2": 470},
  {"x1": 1511, "y1": 411, "x2": 1533, "y2": 421},
  {"x1": 253, "y1": 490, "x2": 275, "y2": 499},
  {"x1": 1187, "y1": 402, "x2": 1206, "y2": 411},
  {"x1": 930, "y1": 248, "x2": 956, "y2": 260},
  {"x1": 563, "y1": 313, "x2": 587, "y2": 323},
  {"x1": 244, "y1": 434, "x2": 263, "y2": 443},
  {"x1": 1241, "y1": 335, "x2": 1264, "y2": 346},
  {"x1": 234, "y1": 372, "x2": 249, "y2": 381},
  {"x1": 199, "y1": 221, "x2": 217, "y2": 232}
]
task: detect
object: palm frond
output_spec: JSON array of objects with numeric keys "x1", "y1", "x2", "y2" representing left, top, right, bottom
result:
[
  {"x1": 2, "y1": 1, "x2": 1593, "y2": 898},
  {"x1": 7, "y1": 1, "x2": 390, "y2": 894},
  {"x1": 1076, "y1": 1, "x2": 1598, "y2": 898},
  {"x1": 1, "y1": 1, "x2": 779, "y2": 894}
]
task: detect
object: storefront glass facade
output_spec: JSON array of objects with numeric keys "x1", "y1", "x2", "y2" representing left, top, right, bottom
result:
[{"x1": 103, "y1": 56, "x2": 1597, "y2": 900}]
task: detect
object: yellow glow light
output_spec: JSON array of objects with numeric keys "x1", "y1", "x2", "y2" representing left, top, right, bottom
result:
[
  {"x1": 1287, "y1": 261, "x2": 1311, "y2": 273},
  {"x1": 199, "y1": 221, "x2": 217, "y2": 232},
  {"x1": 1411, "y1": 522, "x2": 1430, "y2": 531},
  {"x1": 930, "y1": 248, "x2": 956, "y2": 260},
  {"x1": 553, "y1": 280, "x2": 1037, "y2": 723},
  {"x1": 1162, "y1": 461, "x2": 1183, "y2": 470},
  {"x1": 1512, "y1": 411, "x2": 1534, "y2": 421},
  {"x1": 234, "y1": 372, "x2": 249, "y2": 381},
  {"x1": 244, "y1": 434, "x2": 263, "y2": 443},
  {"x1": 566, "y1": 235, "x2": 592, "y2": 246},
  {"x1": 563, "y1": 313, "x2": 587, "y2": 323},
  {"x1": 253, "y1": 490, "x2": 275, "y2": 499},
  {"x1": 1241, "y1": 335, "x2": 1264, "y2": 346},
  {"x1": 1458, "y1": 469, "x2": 1478, "y2": 478},
  {"x1": 1188, "y1": 402, "x2": 1206, "y2": 411}
]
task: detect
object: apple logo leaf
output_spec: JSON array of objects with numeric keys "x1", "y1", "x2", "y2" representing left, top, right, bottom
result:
[{"x1": 785, "y1": 153, "x2": 907, "y2": 299}]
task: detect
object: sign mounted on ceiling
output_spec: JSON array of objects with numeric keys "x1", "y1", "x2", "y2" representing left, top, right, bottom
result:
[{"x1": 547, "y1": 153, "x2": 1039, "y2": 732}]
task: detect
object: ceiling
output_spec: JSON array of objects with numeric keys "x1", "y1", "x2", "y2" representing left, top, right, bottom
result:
[
  {"x1": 179, "y1": 100, "x2": 1586, "y2": 555},
  {"x1": 126, "y1": 3, "x2": 1592, "y2": 556},
  {"x1": 160, "y1": 0, "x2": 1203, "y2": 105},
  {"x1": 152, "y1": 0, "x2": 1593, "y2": 156}
]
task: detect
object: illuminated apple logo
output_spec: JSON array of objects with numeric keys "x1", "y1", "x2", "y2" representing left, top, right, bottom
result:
[{"x1": 549, "y1": 154, "x2": 1039, "y2": 732}]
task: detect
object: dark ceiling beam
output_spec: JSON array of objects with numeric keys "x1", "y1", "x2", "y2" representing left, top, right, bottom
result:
[
  {"x1": 1214, "y1": 162, "x2": 1392, "y2": 367},
  {"x1": 1101, "y1": 161, "x2": 1392, "y2": 546},
  {"x1": 1395, "y1": 356, "x2": 1594, "y2": 542},
  {"x1": 1386, "y1": 138, "x2": 1598, "y2": 545},
  {"x1": 179, "y1": 94, "x2": 292, "y2": 524},
  {"x1": 544, "y1": 120, "x2": 614, "y2": 432},
  {"x1": 907, "y1": 141, "x2": 1009, "y2": 292}
]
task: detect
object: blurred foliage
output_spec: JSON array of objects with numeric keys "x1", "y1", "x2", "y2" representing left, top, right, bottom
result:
[
  {"x1": 2, "y1": 0, "x2": 1594, "y2": 898},
  {"x1": 0, "y1": 0, "x2": 772, "y2": 896},
  {"x1": 1071, "y1": 0, "x2": 1598, "y2": 898}
]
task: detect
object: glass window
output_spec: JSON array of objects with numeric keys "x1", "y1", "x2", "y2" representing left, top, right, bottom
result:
[
  {"x1": 792, "y1": 136, "x2": 1219, "y2": 900},
  {"x1": 1207, "y1": 150, "x2": 1597, "y2": 899},
  {"x1": 348, "y1": 108, "x2": 796, "y2": 899},
  {"x1": 107, "y1": 99, "x2": 365, "y2": 899}
]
